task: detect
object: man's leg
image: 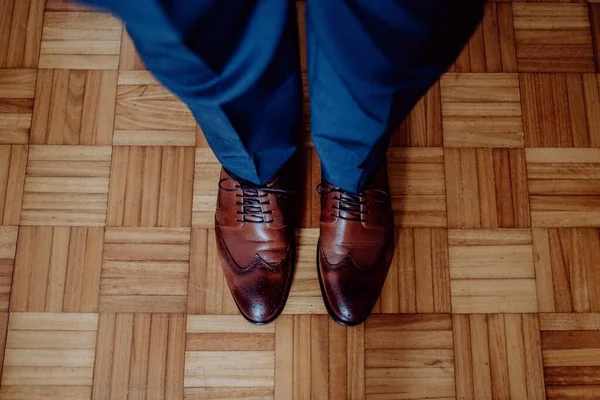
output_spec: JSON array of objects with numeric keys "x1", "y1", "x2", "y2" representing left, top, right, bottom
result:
[
  {"x1": 307, "y1": 0, "x2": 486, "y2": 193},
  {"x1": 310, "y1": 0, "x2": 485, "y2": 326},
  {"x1": 84, "y1": 0, "x2": 302, "y2": 324},
  {"x1": 84, "y1": 0, "x2": 302, "y2": 184}
]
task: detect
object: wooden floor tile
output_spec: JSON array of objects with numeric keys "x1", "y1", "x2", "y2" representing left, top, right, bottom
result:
[
  {"x1": 298, "y1": 146, "x2": 321, "y2": 229},
  {"x1": 388, "y1": 148, "x2": 447, "y2": 227},
  {"x1": 520, "y1": 73, "x2": 600, "y2": 148},
  {"x1": 513, "y1": 3, "x2": 595, "y2": 72},
  {"x1": 0, "y1": 69, "x2": 36, "y2": 144},
  {"x1": 114, "y1": 71, "x2": 196, "y2": 146},
  {"x1": 445, "y1": 148, "x2": 530, "y2": 228},
  {"x1": 21, "y1": 146, "x2": 111, "y2": 226},
  {"x1": 449, "y1": 229, "x2": 538, "y2": 313},
  {"x1": 119, "y1": 31, "x2": 145, "y2": 71},
  {"x1": 441, "y1": 73, "x2": 524, "y2": 147},
  {"x1": 30, "y1": 69, "x2": 117, "y2": 145},
  {"x1": 376, "y1": 228, "x2": 450, "y2": 314},
  {"x1": 93, "y1": 313, "x2": 185, "y2": 399},
  {"x1": 392, "y1": 82, "x2": 443, "y2": 147},
  {"x1": 286, "y1": 229, "x2": 326, "y2": 315},
  {"x1": 192, "y1": 149, "x2": 221, "y2": 228},
  {"x1": 0, "y1": 145, "x2": 28, "y2": 225},
  {"x1": 526, "y1": 148, "x2": 600, "y2": 227},
  {"x1": 185, "y1": 315, "x2": 274, "y2": 395},
  {"x1": 0, "y1": 227, "x2": 17, "y2": 311},
  {"x1": 450, "y1": 3, "x2": 517, "y2": 73},
  {"x1": 99, "y1": 228, "x2": 190, "y2": 313},
  {"x1": 10, "y1": 226, "x2": 103, "y2": 313},
  {"x1": 39, "y1": 11, "x2": 122, "y2": 70},
  {"x1": 0, "y1": 312, "x2": 97, "y2": 399},
  {"x1": 275, "y1": 315, "x2": 365, "y2": 400},
  {"x1": 533, "y1": 228, "x2": 600, "y2": 313},
  {"x1": 365, "y1": 314, "x2": 453, "y2": 399},
  {"x1": 0, "y1": 0, "x2": 44, "y2": 68},
  {"x1": 453, "y1": 314, "x2": 545, "y2": 399},
  {"x1": 540, "y1": 313, "x2": 600, "y2": 331},
  {"x1": 187, "y1": 229, "x2": 238, "y2": 316},
  {"x1": 107, "y1": 146, "x2": 194, "y2": 227},
  {"x1": 541, "y1": 314, "x2": 600, "y2": 399}
]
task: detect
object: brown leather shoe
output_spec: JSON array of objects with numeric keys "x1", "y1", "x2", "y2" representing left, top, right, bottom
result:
[
  {"x1": 215, "y1": 168, "x2": 295, "y2": 324},
  {"x1": 317, "y1": 164, "x2": 394, "y2": 326}
]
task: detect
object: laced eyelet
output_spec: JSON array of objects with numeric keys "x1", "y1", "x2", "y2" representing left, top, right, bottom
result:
[
  {"x1": 320, "y1": 186, "x2": 369, "y2": 222},
  {"x1": 219, "y1": 177, "x2": 293, "y2": 224}
]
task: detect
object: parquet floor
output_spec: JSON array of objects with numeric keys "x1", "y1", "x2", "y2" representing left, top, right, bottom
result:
[{"x1": 1, "y1": 0, "x2": 600, "y2": 399}]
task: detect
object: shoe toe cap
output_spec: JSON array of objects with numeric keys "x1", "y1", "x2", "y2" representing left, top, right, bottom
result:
[
  {"x1": 222, "y1": 255, "x2": 293, "y2": 325},
  {"x1": 231, "y1": 278, "x2": 289, "y2": 324},
  {"x1": 318, "y1": 248, "x2": 392, "y2": 326},
  {"x1": 321, "y1": 273, "x2": 379, "y2": 326}
]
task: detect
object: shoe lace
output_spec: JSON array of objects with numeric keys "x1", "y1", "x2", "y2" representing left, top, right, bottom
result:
[
  {"x1": 219, "y1": 178, "x2": 292, "y2": 223},
  {"x1": 317, "y1": 184, "x2": 369, "y2": 222}
]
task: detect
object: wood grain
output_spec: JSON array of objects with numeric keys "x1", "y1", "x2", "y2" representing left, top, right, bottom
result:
[
  {"x1": 0, "y1": 0, "x2": 45, "y2": 68},
  {"x1": 527, "y1": 149, "x2": 600, "y2": 226},
  {"x1": 441, "y1": 73, "x2": 524, "y2": 147},
  {"x1": 273, "y1": 315, "x2": 364, "y2": 399},
  {"x1": 392, "y1": 82, "x2": 443, "y2": 147},
  {"x1": 192, "y1": 149, "x2": 223, "y2": 228},
  {"x1": 533, "y1": 228, "x2": 600, "y2": 313},
  {"x1": 451, "y1": 3, "x2": 517, "y2": 73},
  {"x1": 366, "y1": 315, "x2": 454, "y2": 399},
  {"x1": 521, "y1": 73, "x2": 600, "y2": 148},
  {"x1": 93, "y1": 313, "x2": 185, "y2": 399},
  {"x1": 377, "y1": 228, "x2": 451, "y2": 314},
  {"x1": 11, "y1": 226, "x2": 103, "y2": 313},
  {"x1": 0, "y1": 227, "x2": 17, "y2": 311},
  {"x1": 388, "y1": 148, "x2": 447, "y2": 227},
  {"x1": 31, "y1": 69, "x2": 117, "y2": 145},
  {"x1": 99, "y1": 228, "x2": 190, "y2": 313},
  {"x1": 21, "y1": 146, "x2": 111, "y2": 226},
  {"x1": 107, "y1": 146, "x2": 194, "y2": 227},
  {"x1": 542, "y1": 314, "x2": 600, "y2": 399},
  {"x1": 0, "y1": 145, "x2": 28, "y2": 225},
  {"x1": 39, "y1": 11, "x2": 122, "y2": 70},
  {"x1": 286, "y1": 229, "x2": 326, "y2": 315},
  {"x1": 453, "y1": 314, "x2": 545, "y2": 400},
  {"x1": 513, "y1": 3, "x2": 595, "y2": 72},
  {"x1": 119, "y1": 30, "x2": 145, "y2": 71},
  {"x1": 187, "y1": 229, "x2": 238, "y2": 316},
  {"x1": 445, "y1": 148, "x2": 530, "y2": 228},
  {"x1": 449, "y1": 229, "x2": 538, "y2": 314},
  {"x1": 0, "y1": 70, "x2": 36, "y2": 144},
  {"x1": 185, "y1": 316, "x2": 274, "y2": 392},
  {"x1": 114, "y1": 76, "x2": 196, "y2": 146},
  {"x1": 0, "y1": 312, "x2": 97, "y2": 399}
]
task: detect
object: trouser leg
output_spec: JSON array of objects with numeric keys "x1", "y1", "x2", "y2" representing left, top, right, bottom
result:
[
  {"x1": 306, "y1": 0, "x2": 486, "y2": 193},
  {"x1": 83, "y1": 0, "x2": 302, "y2": 184}
]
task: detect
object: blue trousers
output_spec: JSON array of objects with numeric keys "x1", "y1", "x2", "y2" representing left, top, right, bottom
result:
[{"x1": 86, "y1": 0, "x2": 485, "y2": 193}]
